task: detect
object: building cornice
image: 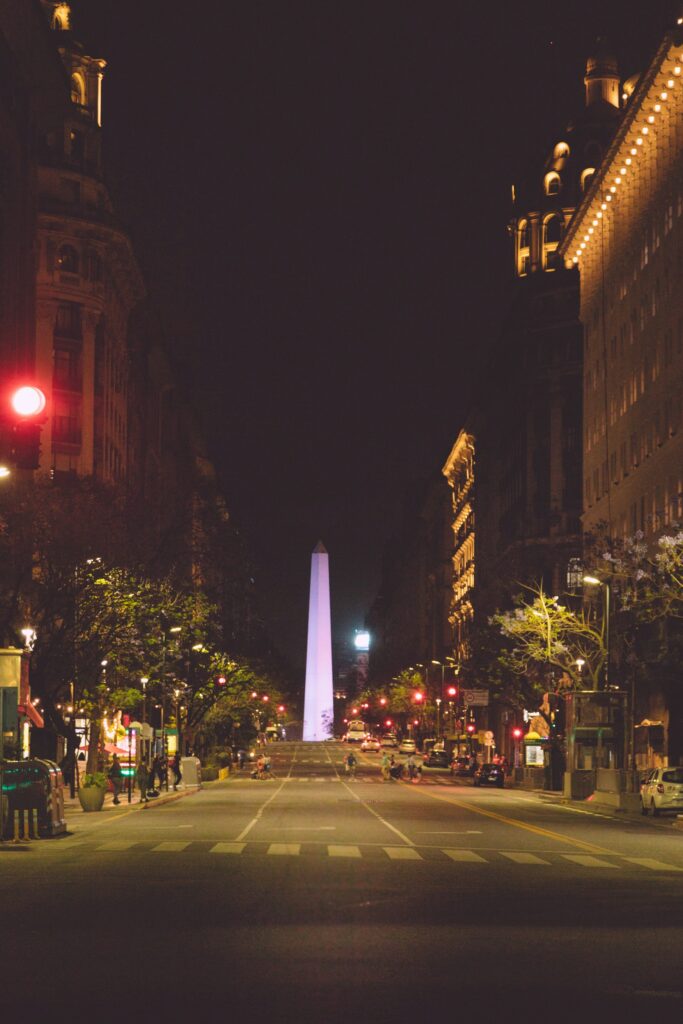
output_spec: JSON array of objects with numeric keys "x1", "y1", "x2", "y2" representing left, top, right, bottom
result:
[{"x1": 560, "y1": 25, "x2": 683, "y2": 264}]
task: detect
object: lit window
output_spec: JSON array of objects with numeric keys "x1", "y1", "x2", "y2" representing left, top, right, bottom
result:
[
  {"x1": 544, "y1": 172, "x2": 561, "y2": 196},
  {"x1": 542, "y1": 214, "x2": 562, "y2": 270},
  {"x1": 581, "y1": 167, "x2": 596, "y2": 192},
  {"x1": 71, "y1": 73, "x2": 85, "y2": 107},
  {"x1": 517, "y1": 219, "x2": 530, "y2": 276}
]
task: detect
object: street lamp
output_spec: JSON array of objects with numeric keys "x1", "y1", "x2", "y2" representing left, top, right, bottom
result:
[{"x1": 583, "y1": 575, "x2": 610, "y2": 689}]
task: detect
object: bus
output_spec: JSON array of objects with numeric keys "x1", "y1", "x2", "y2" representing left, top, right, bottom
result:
[{"x1": 345, "y1": 720, "x2": 367, "y2": 743}]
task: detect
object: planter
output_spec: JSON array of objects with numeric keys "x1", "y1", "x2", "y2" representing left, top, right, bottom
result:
[{"x1": 78, "y1": 785, "x2": 106, "y2": 812}]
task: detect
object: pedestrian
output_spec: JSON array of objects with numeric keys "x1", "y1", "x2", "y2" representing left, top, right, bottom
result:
[
  {"x1": 381, "y1": 751, "x2": 390, "y2": 782},
  {"x1": 407, "y1": 753, "x2": 417, "y2": 780},
  {"x1": 136, "y1": 761, "x2": 149, "y2": 804},
  {"x1": 150, "y1": 754, "x2": 164, "y2": 791},
  {"x1": 171, "y1": 752, "x2": 182, "y2": 790},
  {"x1": 108, "y1": 753, "x2": 124, "y2": 804},
  {"x1": 345, "y1": 751, "x2": 357, "y2": 778}
]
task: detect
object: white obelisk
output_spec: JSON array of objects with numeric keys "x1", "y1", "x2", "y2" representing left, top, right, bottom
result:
[{"x1": 303, "y1": 541, "x2": 334, "y2": 741}]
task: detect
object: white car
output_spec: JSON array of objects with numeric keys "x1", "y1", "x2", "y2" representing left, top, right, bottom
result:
[
  {"x1": 641, "y1": 767, "x2": 683, "y2": 816},
  {"x1": 361, "y1": 736, "x2": 381, "y2": 752},
  {"x1": 380, "y1": 735, "x2": 398, "y2": 748},
  {"x1": 398, "y1": 739, "x2": 416, "y2": 754}
]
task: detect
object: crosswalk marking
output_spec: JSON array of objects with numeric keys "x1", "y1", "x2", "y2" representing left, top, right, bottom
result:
[
  {"x1": 384, "y1": 847, "x2": 422, "y2": 860},
  {"x1": 151, "y1": 841, "x2": 190, "y2": 852},
  {"x1": 563, "y1": 854, "x2": 619, "y2": 869},
  {"x1": 500, "y1": 852, "x2": 550, "y2": 865},
  {"x1": 443, "y1": 849, "x2": 486, "y2": 863},
  {"x1": 209, "y1": 842, "x2": 245, "y2": 854},
  {"x1": 624, "y1": 857, "x2": 683, "y2": 872},
  {"x1": 97, "y1": 841, "x2": 137, "y2": 851},
  {"x1": 328, "y1": 845, "x2": 361, "y2": 858},
  {"x1": 267, "y1": 843, "x2": 301, "y2": 856}
]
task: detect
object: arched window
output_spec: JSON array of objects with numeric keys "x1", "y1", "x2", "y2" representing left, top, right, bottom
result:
[
  {"x1": 544, "y1": 172, "x2": 561, "y2": 196},
  {"x1": 57, "y1": 244, "x2": 79, "y2": 274},
  {"x1": 518, "y1": 219, "x2": 530, "y2": 276},
  {"x1": 71, "y1": 73, "x2": 85, "y2": 107},
  {"x1": 543, "y1": 214, "x2": 562, "y2": 270},
  {"x1": 581, "y1": 167, "x2": 596, "y2": 192},
  {"x1": 553, "y1": 141, "x2": 570, "y2": 160}
]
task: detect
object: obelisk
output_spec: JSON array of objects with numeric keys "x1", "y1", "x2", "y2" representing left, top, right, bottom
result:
[{"x1": 303, "y1": 541, "x2": 334, "y2": 741}]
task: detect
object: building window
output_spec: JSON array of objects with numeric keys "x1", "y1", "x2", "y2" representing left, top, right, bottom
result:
[
  {"x1": 544, "y1": 172, "x2": 561, "y2": 196},
  {"x1": 518, "y1": 219, "x2": 530, "y2": 276},
  {"x1": 581, "y1": 167, "x2": 596, "y2": 192},
  {"x1": 542, "y1": 214, "x2": 562, "y2": 270},
  {"x1": 54, "y1": 303, "x2": 82, "y2": 339},
  {"x1": 71, "y1": 73, "x2": 85, "y2": 107},
  {"x1": 53, "y1": 347, "x2": 81, "y2": 391},
  {"x1": 57, "y1": 245, "x2": 79, "y2": 274}
]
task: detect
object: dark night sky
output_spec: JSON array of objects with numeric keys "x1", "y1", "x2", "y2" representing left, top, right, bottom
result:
[{"x1": 71, "y1": 0, "x2": 676, "y2": 669}]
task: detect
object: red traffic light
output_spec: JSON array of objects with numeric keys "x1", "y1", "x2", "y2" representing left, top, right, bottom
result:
[
  {"x1": 379, "y1": 697, "x2": 387, "y2": 706},
  {"x1": 466, "y1": 723, "x2": 476, "y2": 734},
  {"x1": 447, "y1": 686, "x2": 457, "y2": 697},
  {"x1": 413, "y1": 691, "x2": 424, "y2": 703},
  {"x1": 217, "y1": 676, "x2": 226, "y2": 685},
  {"x1": 385, "y1": 719, "x2": 392, "y2": 727},
  {"x1": 11, "y1": 386, "x2": 46, "y2": 418},
  {"x1": 512, "y1": 727, "x2": 523, "y2": 740}
]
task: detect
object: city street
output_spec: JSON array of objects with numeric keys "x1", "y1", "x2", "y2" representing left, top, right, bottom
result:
[{"x1": 2, "y1": 741, "x2": 682, "y2": 1020}]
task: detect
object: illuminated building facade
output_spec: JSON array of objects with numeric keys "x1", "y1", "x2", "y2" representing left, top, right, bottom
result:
[
  {"x1": 36, "y1": 2, "x2": 144, "y2": 481},
  {"x1": 442, "y1": 430, "x2": 475, "y2": 662},
  {"x1": 473, "y1": 46, "x2": 621, "y2": 618},
  {"x1": 562, "y1": 23, "x2": 683, "y2": 541}
]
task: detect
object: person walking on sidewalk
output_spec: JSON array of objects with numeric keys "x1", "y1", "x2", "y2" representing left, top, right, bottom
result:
[
  {"x1": 171, "y1": 752, "x2": 182, "y2": 790},
  {"x1": 381, "y1": 751, "x2": 390, "y2": 782},
  {"x1": 136, "y1": 761, "x2": 149, "y2": 804},
  {"x1": 108, "y1": 754, "x2": 124, "y2": 804}
]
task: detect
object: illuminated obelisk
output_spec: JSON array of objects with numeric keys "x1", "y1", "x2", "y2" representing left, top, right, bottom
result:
[{"x1": 303, "y1": 541, "x2": 334, "y2": 741}]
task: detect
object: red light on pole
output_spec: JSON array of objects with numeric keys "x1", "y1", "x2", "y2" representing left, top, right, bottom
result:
[
  {"x1": 251, "y1": 691, "x2": 258, "y2": 698},
  {"x1": 262, "y1": 694, "x2": 269, "y2": 702},
  {"x1": 413, "y1": 718, "x2": 419, "y2": 726},
  {"x1": 278, "y1": 705, "x2": 285, "y2": 713},
  {"x1": 413, "y1": 691, "x2": 424, "y2": 703},
  {"x1": 466, "y1": 723, "x2": 476, "y2": 735},
  {"x1": 447, "y1": 686, "x2": 457, "y2": 698},
  {"x1": 217, "y1": 676, "x2": 226, "y2": 685},
  {"x1": 379, "y1": 698, "x2": 387, "y2": 706},
  {"x1": 385, "y1": 719, "x2": 392, "y2": 728},
  {"x1": 351, "y1": 707, "x2": 358, "y2": 715},
  {"x1": 512, "y1": 727, "x2": 523, "y2": 740},
  {"x1": 11, "y1": 386, "x2": 46, "y2": 418}
]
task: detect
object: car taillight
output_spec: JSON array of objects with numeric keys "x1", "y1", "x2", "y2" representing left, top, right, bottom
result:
[{"x1": 656, "y1": 783, "x2": 664, "y2": 794}]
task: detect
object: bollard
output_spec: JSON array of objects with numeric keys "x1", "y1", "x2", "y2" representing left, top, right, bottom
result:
[
  {"x1": 27, "y1": 807, "x2": 38, "y2": 840},
  {"x1": 11, "y1": 810, "x2": 22, "y2": 844}
]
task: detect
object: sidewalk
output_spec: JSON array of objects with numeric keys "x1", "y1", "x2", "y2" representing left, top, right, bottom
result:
[
  {"x1": 62, "y1": 782, "x2": 197, "y2": 828},
  {"x1": 508, "y1": 779, "x2": 683, "y2": 829}
]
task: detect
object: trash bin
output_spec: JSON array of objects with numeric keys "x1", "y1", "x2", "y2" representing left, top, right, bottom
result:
[
  {"x1": 0, "y1": 758, "x2": 66, "y2": 838},
  {"x1": 180, "y1": 756, "x2": 202, "y2": 788}
]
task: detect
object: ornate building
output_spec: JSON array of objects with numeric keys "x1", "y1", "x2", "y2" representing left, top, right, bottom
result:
[
  {"x1": 562, "y1": 25, "x2": 683, "y2": 541},
  {"x1": 442, "y1": 430, "x2": 474, "y2": 663},
  {"x1": 36, "y1": 2, "x2": 144, "y2": 481},
  {"x1": 472, "y1": 46, "x2": 621, "y2": 620}
]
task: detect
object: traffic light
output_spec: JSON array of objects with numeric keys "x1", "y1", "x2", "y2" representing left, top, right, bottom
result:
[
  {"x1": 446, "y1": 686, "x2": 458, "y2": 698},
  {"x1": 1, "y1": 385, "x2": 47, "y2": 471},
  {"x1": 512, "y1": 727, "x2": 523, "y2": 740},
  {"x1": 413, "y1": 691, "x2": 424, "y2": 703},
  {"x1": 466, "y1": 723, "x2": 476, "y2": 735}
]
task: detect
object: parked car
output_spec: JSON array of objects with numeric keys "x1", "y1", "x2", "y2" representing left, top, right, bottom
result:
[
  {"x1": 450, "y1": 756, "x2": 476, "y2": 777},
  {"x1": 422, "y1": 749, "x2": 451, "y2": 769},
  {"x1": 473, "y1": 763, "x2": 505, "y2": 788},
  {"x1": 381, "y1": 735, "x2": 398, "y2": 748},
  {"x1": 640, "y1": 766, "x2": 683, "y2": 816},
  {"x1": 361, "y1": 736, "x2": 381, "y2": 752},
  {"x1": 398, "y1": 739, "x2": 417, "y2": 754}
]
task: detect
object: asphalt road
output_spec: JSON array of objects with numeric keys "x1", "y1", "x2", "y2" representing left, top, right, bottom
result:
[{"x1": 2, "y1": 741, "x2": 682, "y2": 1022}]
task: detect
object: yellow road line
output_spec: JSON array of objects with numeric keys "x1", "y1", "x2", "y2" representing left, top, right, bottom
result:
[{"x1": 414, "y1": 788, "x2": 614, "y2": 855}]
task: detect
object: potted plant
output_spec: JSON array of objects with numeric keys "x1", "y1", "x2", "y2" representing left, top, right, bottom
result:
[{"x1": 77, "y1": 771, "x2": 107, "y2": 812}]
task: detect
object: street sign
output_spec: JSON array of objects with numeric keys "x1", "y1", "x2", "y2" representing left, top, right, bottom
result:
[{"x1": 462, "y1": 689, "x2": 489, "y2": 706}]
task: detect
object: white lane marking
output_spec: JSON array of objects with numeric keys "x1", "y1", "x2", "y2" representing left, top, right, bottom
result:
[
  {"x1": 563, "y1": 855, "x2": 619, "y2": 869},
  {"x1": 268, "y1": 826, "x2": 336, "y2": 831},
  {"x1": 97, "y1": 841, "x2": 137, "y2": 851},
  {"x1": 416, "y1": 830, "x2": 482, "y2": 835},
  {"x1": 444, "y1": 849, "x2": 486, "y2": 863},
  {"x1": 384, "y1": 847, "x2": 423, "y2": 860},
  {"x1": 341, "y1": 780, "x2": 415, "y2": 846},
  {"x1": 500, "y1": 852, "x2": 550, "y2": 865},
  {"x1": 210, "y1": 842, "x2": 245, "y2": 854},
  {"x1": 328, "y1": 845, "x2": 362, "y2": 858},
  {"x1": 624, "y1": 857, "x2": 683, "y2": 872},
  {"x1": 267, "y1": 843, "x2": 300, "y2": 856},
  {"x1": 151, "y1": 841, "x2": 190, "y2": 852},
  {"x1": 235, "y1": 771, "x2": 293, "y2": 842}
]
